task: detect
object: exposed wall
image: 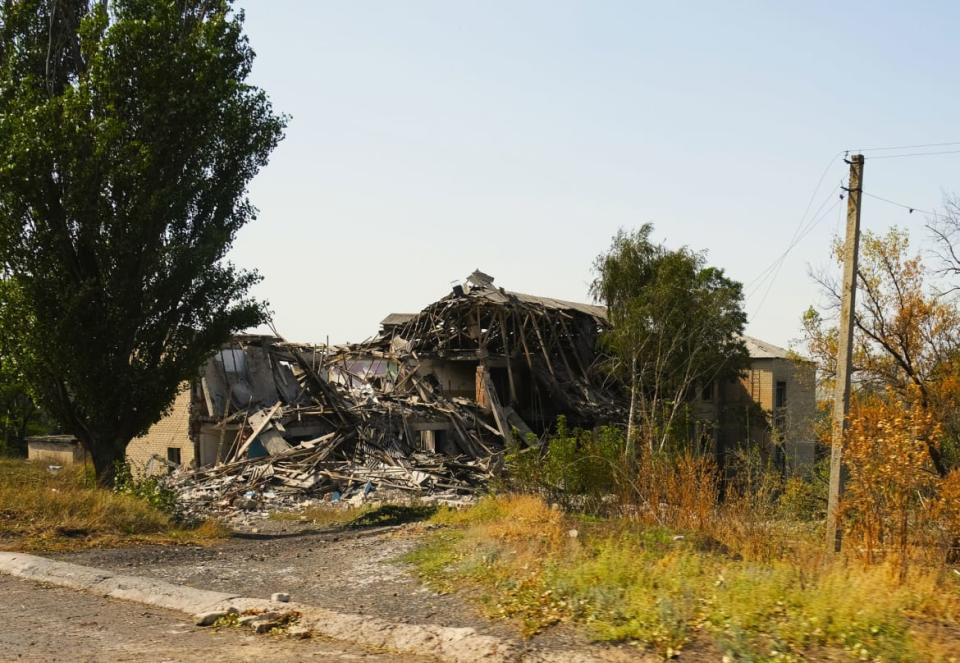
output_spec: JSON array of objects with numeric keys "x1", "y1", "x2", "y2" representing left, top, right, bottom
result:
[
  {"x1": 769, "y1": 358, "x2": 817, "y2": 471},
  {"x1": 716, "y1": 357, "x2": 817, "y2": 474},
  {"x1": 27, "y1": 439, "x2": 88, "y2": 466},
  {"x1": 417, "y1": 359, "x2": 477, "y2": 399},
  {"x1": 197, "y1": 426, "x2": 223, "y2": 467},
  {"x1": 126, "y1": 384, "x2": 194, "y2": 474}
]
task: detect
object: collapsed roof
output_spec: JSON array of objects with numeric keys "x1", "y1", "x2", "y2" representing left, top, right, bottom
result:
[
  {"x1": 169, "y1": 272, "x2": 627, "y2": 510},
  {"x1": 363, "y1": 269, "x2": 624, "y2": 437}
]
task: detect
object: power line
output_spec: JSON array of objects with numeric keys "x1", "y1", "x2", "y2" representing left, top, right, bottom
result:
[
  {"x1": 746, "y1": 182, "x2": 842, "y2": 295},
  {"x1": 850, "y1": 140, "x2": 960, "y2": 153},
  {"x1": 861, "y1": 191, "x2": 938, "y2": 217},
  {"x1": 744, "y1": 143, "x2": 958, "y2": 316},
  {"x1": 744, "y1": 151, "x2": 846, "y2": 294},
  {"x1": 751, "y1": 196, "x2": 843, "y2": 315},
  {"x1": 866, "y1": 149, "x2": 960, "y2": 160}
]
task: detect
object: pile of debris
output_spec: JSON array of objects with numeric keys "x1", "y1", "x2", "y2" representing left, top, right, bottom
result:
[
  {"x1": 166, "y1": 434, "x2": 496, "y2": 520},
  {"x1": 162, "y1": 336, "x2": 504, "y2": 519},
  {"x1": 159, "y1": 271, "x2": 626, "y2": 519}
]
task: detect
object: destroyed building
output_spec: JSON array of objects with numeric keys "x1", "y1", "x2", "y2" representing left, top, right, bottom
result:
[
  {"x1": 128, "y1": 333, "x2": 500, "y2": 504},
  {"x1": 342, "y1": 269, "x2": 623, "y2": 444},
  {"x1": 126, "y1": 270, "x2": 815, "y2": 508}
]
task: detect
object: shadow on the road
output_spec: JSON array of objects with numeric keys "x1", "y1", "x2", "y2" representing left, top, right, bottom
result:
[
  {"x1": 346, "y1": 504, "x2": 437, "y2": 529},
  {"x1": 229, "y1": 505, "x2": 438, "y2": 541}
]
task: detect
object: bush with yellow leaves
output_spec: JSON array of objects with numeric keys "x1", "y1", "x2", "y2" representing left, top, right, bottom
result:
[{"x1": 843, "y1": 389, "x2": 946, "y2": 571}]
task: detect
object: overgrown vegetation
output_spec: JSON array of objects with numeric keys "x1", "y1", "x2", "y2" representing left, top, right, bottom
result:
[
  {"x1": 0, "y1": 459, "x2": 227, "y2": 551},
  {"x1": 113, "y1": 461, "x2": 181, "y2": 516},
  {"x1": 409, "y1": 492, "x2": 960, "y2": 661},
  {"x1": 408, "y1": 421, "x2": 960, "y2": 661},
  {"x1": 591, "y1": 224, "x2": 749, "y2": 455}
]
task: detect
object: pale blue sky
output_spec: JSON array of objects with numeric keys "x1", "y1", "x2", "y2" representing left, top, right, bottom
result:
[{"x1": 231, "y1": 1, "x2": 960, "y2": 346}]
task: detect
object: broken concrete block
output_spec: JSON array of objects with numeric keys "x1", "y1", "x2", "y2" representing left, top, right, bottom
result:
[
  {"x1": 252, "y1": 618, "x2": 280, "y2": 634},
  {"x1": 287, "y1": 625, "x2": 311, "y2": 639},
  {"x1": 234, "y1": 496, "x2": 258, "y2": 511},
  {"x1": 195, "y1": 606, "x2": 238, "y2": 626},
  {"x1": 271, "y1": 592, "x2": 290, "y2": 603},
  {"x1": 237, "y1": 614, "x2": 262, "y2": 627}
]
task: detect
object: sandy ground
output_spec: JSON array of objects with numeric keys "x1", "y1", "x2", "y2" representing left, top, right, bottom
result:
[{"x1": 0, "y1": 573, "x2": 428, "y2": 662}]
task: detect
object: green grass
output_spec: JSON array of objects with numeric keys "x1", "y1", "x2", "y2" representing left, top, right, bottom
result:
[
  {"x1": 0, "y1": 458, "x2": 228, "y2": 551},
  {"x1": 404, "y1": 495, "x2": 960, "y2": 661}
]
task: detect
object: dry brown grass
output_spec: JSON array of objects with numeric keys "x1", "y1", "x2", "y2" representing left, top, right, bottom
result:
[{"x1": 0, "y1": 458, "x2": 228, "y2": 552}]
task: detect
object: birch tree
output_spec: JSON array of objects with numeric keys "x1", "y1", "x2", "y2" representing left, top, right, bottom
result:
[{"x1": 591, "y1": 225, "x2": 749, "y2": 456}]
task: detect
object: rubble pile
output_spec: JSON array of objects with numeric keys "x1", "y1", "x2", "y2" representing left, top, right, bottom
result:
[
  {"x1": 157, "y1": 271, "x2": 626, "y2": 519},
  {"x1": 166, "y1": 432, "x2": 496, "y2": 519}
]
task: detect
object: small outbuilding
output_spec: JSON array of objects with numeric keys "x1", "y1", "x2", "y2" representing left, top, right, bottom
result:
[{"x1": 26, "y1": 434, "x2": 88, "y2": 466}]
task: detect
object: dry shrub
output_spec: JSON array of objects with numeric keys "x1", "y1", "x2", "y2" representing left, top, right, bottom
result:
[
  {"x1": 843, "y1": 391, "x2": 949, "y2": 571},
  {"x1": 0, "y1": 459, "x2": 169, "y2": 543},
  {"x1": 413, "y1": 493, "x2": 960, "y2": 660},
  {"x1": 444, "y1": 495, "x2": 571, "y2": 635},
  {"x1": 628, "y1": 450, "x2": 718, "y2": 531},
  {"x1": 931, "y1": 469, "x2": 960, "y2": 559},
  {"x1": 475, "y1": 493, "x2": 564, "y2": 542}
]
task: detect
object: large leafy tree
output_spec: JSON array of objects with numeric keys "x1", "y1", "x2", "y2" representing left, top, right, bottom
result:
[
  {"x1": 805, "y1": 227, "x2": 960, "y2": 477},
  {"x1": 0, "y1": 1, "x2": 285, "y2": 484},
  {"x1": 591, "y1": 224, "x2": 749, "y2": 456}
]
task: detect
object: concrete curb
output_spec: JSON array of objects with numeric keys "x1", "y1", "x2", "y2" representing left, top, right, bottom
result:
[{"x1": 0, "y1": 551, "x2": 522, "y2": 662}]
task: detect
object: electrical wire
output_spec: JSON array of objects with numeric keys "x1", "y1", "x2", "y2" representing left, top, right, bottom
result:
[
  {"x1": 745, "y1": 142, "x2": 957, "y2": 319},
  {"x1": 865, "y1": 149, "x2": 960, "y2": 160},
  {"x1": 745, "y1": 182, "x2": 842, "y2": 296},
  {"x1": 751, "y1": 196, "x2": 843, "y2": 315},
  {"x1": 861, "y1": 191, "x2": 938, "y2": 217},
  {"x1": 849, "y1": 141, "x2": 960, "y2": 153},
  {"x1": 744, "y1": 150, "x2": 846, "y2": 295}
]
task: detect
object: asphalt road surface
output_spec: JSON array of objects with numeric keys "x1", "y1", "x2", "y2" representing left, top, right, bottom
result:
[{"x1": 0, "y1": 574, "x2": 426, "y2": 662}]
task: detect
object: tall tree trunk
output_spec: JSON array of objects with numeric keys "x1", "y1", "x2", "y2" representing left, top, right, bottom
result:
[
  {"x1": 80, "y1": 434, "x2": 124, "y2": 487},
  {"x1": 626, "y1": 353, "x2": 637, "y2": 462}
]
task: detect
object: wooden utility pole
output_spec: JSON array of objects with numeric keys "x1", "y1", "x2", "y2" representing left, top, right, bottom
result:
[{"x1": 825, "y1": 153, "x2": 864, "y2": 552}]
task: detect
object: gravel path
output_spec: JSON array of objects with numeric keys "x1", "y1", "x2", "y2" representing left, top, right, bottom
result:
[{"x1": 0, "y1": 574, "x2": 427, "y2": 662}]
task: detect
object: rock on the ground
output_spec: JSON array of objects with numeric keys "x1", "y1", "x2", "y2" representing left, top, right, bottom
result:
[
  {"x1": 195, "y1": 607, "x2": 238, "y2": 626},
  {"x1": 271, "y1": 592, "x2": 290, "y2": 603}
]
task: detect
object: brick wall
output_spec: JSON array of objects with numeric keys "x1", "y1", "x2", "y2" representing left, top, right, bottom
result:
[{"x1": 126, "y1": 383, "x2": 194, "y2": 475}]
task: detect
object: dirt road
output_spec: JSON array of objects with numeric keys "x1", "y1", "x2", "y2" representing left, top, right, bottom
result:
[
  {"x1": 59, "y1": 522, "x2": 519, "y2": 639},
  {"x1": 56, "y1": 519, "x2": 636, "y2": 660},
  {"x1": 0, "y1": 574, "x2": 427, "y2": 662}
]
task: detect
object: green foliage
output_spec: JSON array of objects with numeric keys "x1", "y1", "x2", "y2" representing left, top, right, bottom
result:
[
  {"x1": 504, "y1": 417, "x2": 624, "y2": 509},
  {"x1": 777, "y1": 459, "x2": 828, "y2": 522},
  {"x1": 408, "y1": 495, "x2": 959, "y2": 661},
  {"x1": 591, "y1": 225, "x2": 749, "y2": 453},
  {"x1": 0, "y1": 1, "x2": 286, "y2": 484},
  {"x1": 0, "y1": 281, "x2": 51, "y2": 456},
  {"x1": 112, "y1": 461, "x2": 179, "y2": 516}
]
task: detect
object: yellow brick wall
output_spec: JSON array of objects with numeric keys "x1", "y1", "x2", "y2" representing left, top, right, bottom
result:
[
  {"x1": 721, "y1": 357, "x2": 817, "y2": 472},
  {"x1": 126, "y1": 383, "x2": 194, "y2": 475},
  {"x1": 772, "y1": 358, "x2": 817, "y2": 469}
]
